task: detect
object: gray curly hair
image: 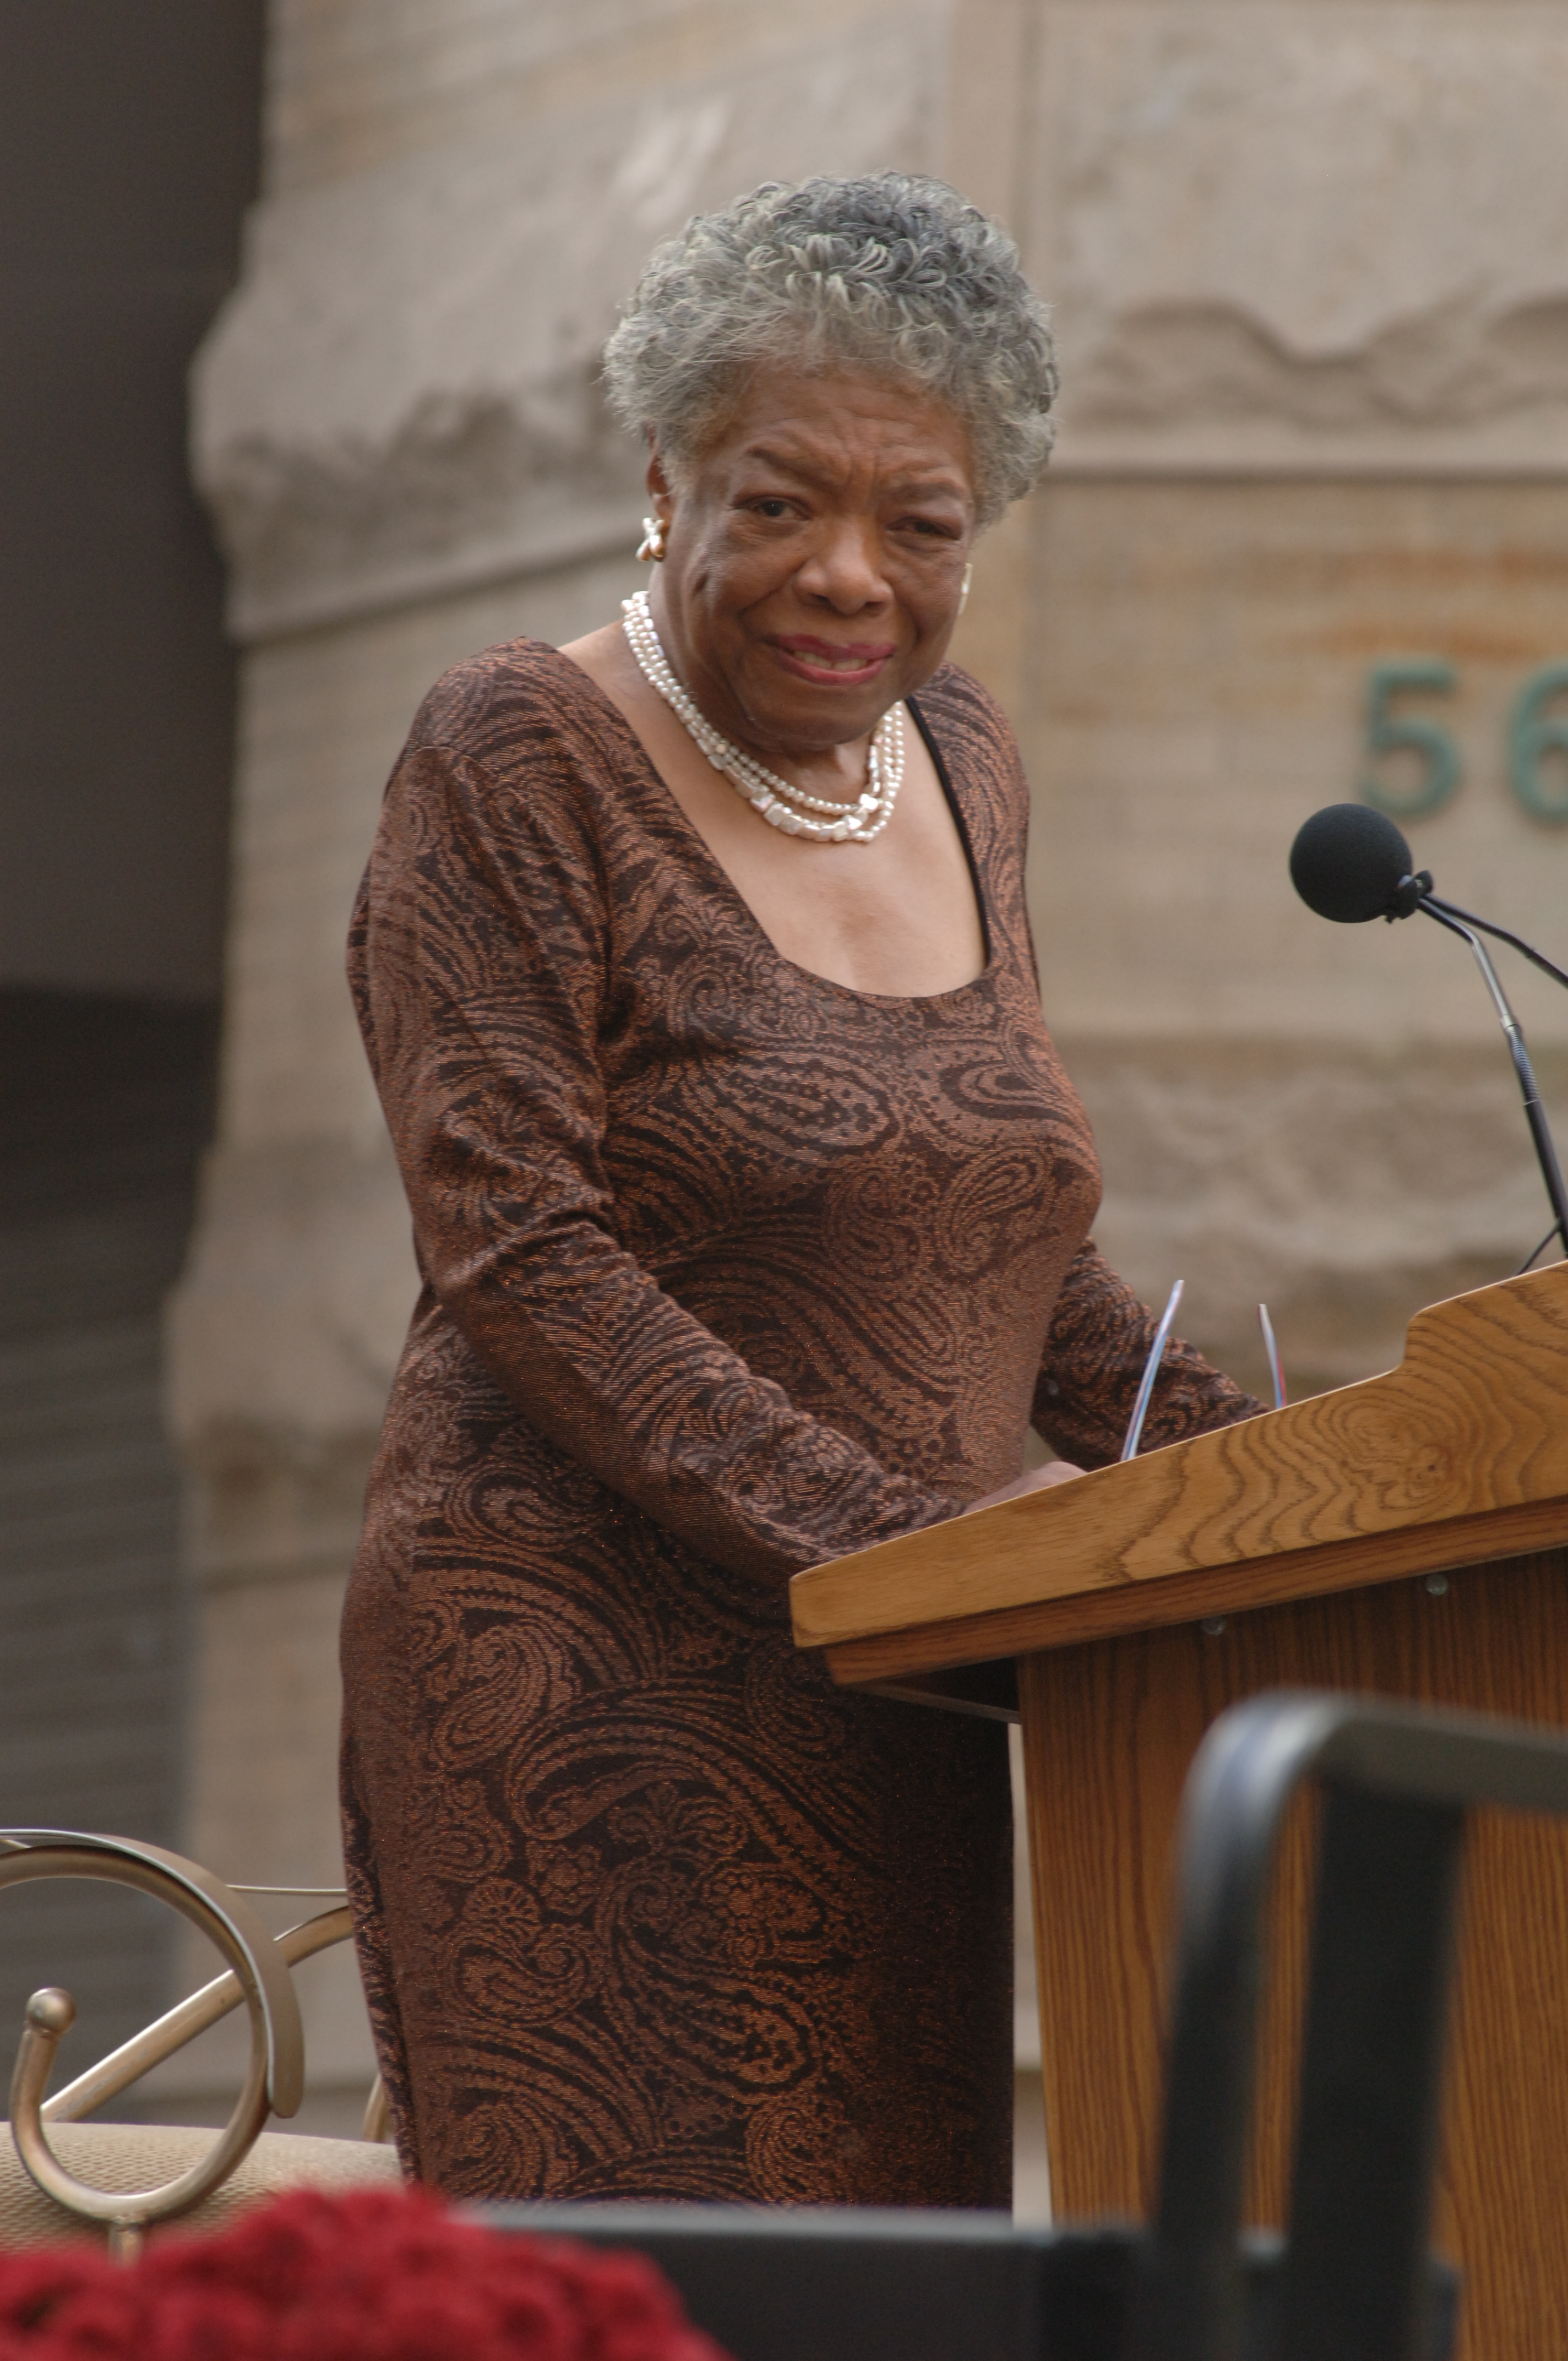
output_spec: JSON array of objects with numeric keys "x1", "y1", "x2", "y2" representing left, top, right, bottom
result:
[{"x1": 602, "y1": 174, "x2": 1057, "y2": 528}]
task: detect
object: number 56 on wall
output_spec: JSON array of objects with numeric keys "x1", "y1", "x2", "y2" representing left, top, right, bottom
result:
[{"x1": 1361, "y1": 661, "x2": 1568, "y2": 823}]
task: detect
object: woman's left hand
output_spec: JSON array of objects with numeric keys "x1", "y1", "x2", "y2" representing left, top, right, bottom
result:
[{"x1": 963, "y1": 1460, "x2": 1085, "y2": 1515}]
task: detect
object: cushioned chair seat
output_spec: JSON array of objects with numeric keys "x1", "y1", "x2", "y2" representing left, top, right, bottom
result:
[{"x1": 0, "y1": 2123, "x2": 404, "y2": 2247}]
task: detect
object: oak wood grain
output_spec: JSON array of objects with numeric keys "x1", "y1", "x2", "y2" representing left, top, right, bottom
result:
[
  {"x1": 790, "y1": 1263, "x2": 1568, "y2": 1660},
  {"x1": 1020, "y1": 1547, "x2": 1568, "y2": 2361},
  {"x1": 819, "y1": 1492, "x2": 1568, "y2": 1685}
]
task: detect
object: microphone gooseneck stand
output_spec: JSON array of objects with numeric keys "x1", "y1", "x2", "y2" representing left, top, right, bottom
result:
[
  {"x1": 1411, "y1": 885, "x2": 1568, "y2": 1271},
  {"x1": 1288, "y1": 804, "x2": 1568, "y2": 1274},
  {"x1": 1418, "y1": 888, "x2": 1568, "y2": 995}
]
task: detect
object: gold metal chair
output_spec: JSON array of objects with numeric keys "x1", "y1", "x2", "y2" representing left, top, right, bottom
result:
[{"x1": 0, "y1": 1830, "x2": 398, "y2": 2256}]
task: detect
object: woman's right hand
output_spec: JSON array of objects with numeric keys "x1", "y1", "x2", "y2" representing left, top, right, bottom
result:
[{"x1": 963, "y1": 1460, "x2": 1085, "y2": 1516}]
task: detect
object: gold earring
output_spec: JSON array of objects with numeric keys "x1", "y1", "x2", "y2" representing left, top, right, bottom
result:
[
  {"x1": 959, "y1": 562, "x2": 974, "y2": 616},
  {"x1": 637, "y1": 515, "x2": 668, "y2": 563}
]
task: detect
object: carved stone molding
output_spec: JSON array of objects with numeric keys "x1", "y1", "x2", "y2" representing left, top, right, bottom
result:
[
  {"x1": 1054, "y1": 295, "x2": 1568, "y2": 475},
  {"x1": 203, "y1": 382, "x2": 645, "y2": 642},
  {"x1": 192, "y1": 0, "x2": 943, "y2": 641},
  {"x1": 1032, "y1": 3, "x2": 1568, "y2": 476},
  {"x1": 193, "y1": 1, "x2": 1568, "y2": 637}
]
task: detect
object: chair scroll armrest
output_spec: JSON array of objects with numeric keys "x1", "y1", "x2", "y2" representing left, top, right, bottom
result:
[{"x1": 0, "y1": 1830, "x2": 314, "y2": 2255}]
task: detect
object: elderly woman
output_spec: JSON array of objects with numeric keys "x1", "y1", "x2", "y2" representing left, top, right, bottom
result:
[{"x1": 343, "y1": 173, "x2": 1259, "y2": 2207}]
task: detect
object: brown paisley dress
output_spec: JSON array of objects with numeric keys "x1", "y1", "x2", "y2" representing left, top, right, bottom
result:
[{"x1": 341, "y1": 641, "x2": 1259, "y2": 2206}]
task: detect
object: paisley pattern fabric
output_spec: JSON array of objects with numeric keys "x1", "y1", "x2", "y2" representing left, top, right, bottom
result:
[{"x1": 341, "y1": 641, "x2": 1260, "y2": 2206}]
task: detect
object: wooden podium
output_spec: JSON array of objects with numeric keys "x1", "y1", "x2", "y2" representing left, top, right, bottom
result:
[{"x1": 791, "y1": 1265, "x2": 1568, "y2": 2359}]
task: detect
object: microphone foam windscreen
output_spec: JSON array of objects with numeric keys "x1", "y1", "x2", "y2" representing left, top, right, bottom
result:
[{"x1": 1289, "y1": 803, "x2": 1413, "y2": 923}]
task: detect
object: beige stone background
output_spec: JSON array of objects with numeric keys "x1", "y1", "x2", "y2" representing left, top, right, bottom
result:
[{"x1": 155, "y1": 0, "x2": 1568, "y2": 2211}]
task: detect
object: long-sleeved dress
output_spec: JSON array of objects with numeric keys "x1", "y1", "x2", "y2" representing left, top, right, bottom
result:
[{"x1": 341, "y1": 641, "x2": 1259, "y2": 2207}]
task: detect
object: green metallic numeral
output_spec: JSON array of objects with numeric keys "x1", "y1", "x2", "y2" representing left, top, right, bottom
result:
[
  {"x1": 1359, "y1": 660, "x2": 1462, "y2": 818},
  {"x1": 1506, "y1": 663, "x2": 1568, "y2": 825}
]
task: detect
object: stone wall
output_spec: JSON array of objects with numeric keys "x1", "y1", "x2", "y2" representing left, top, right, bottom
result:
[
  {"x1": 958, "y1": 1, "x2": 1568, "y2": 1396},
  {"x1": 1011, "y1": 475, "x2": 1568, "y2": 1397},
  {"x1": 170, "y1": 0, "x2": 1568, "y2": 2142}
]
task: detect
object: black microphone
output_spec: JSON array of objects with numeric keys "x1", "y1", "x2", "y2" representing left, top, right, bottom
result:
[
  {"x1": 1289, "y1": 803, "x2": 1428, "y2": 923},
  {"x1": 1289, "y1": 803, "x2": 1568, "y2": 1268},
  {"x1": 1289, "y1": 802, "x2": 1568, "y2": 988}
]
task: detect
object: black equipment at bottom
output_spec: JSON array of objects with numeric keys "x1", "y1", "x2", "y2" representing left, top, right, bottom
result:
[{"x1": 488, "y1": 1691, "x2": 1568, "y2": 2361}]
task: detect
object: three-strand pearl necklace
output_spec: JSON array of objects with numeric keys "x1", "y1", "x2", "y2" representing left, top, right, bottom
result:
[{"x1": 621, "y1": 590, "x2": 905, "y2": 845}]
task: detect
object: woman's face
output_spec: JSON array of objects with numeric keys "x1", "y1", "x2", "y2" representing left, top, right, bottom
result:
[{"x1": 646, "y1": 367, "x2": 978, "y2": 764}]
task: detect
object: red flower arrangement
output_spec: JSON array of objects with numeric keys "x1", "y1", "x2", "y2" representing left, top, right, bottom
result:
[{"x1": 0, "y1": 2186, "x2": 733, "y2": 2361}]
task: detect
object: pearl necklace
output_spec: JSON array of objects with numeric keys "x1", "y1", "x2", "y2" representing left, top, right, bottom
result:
[{"x1": 620, "y1": 590, "x2": 904, "y2": 844}]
